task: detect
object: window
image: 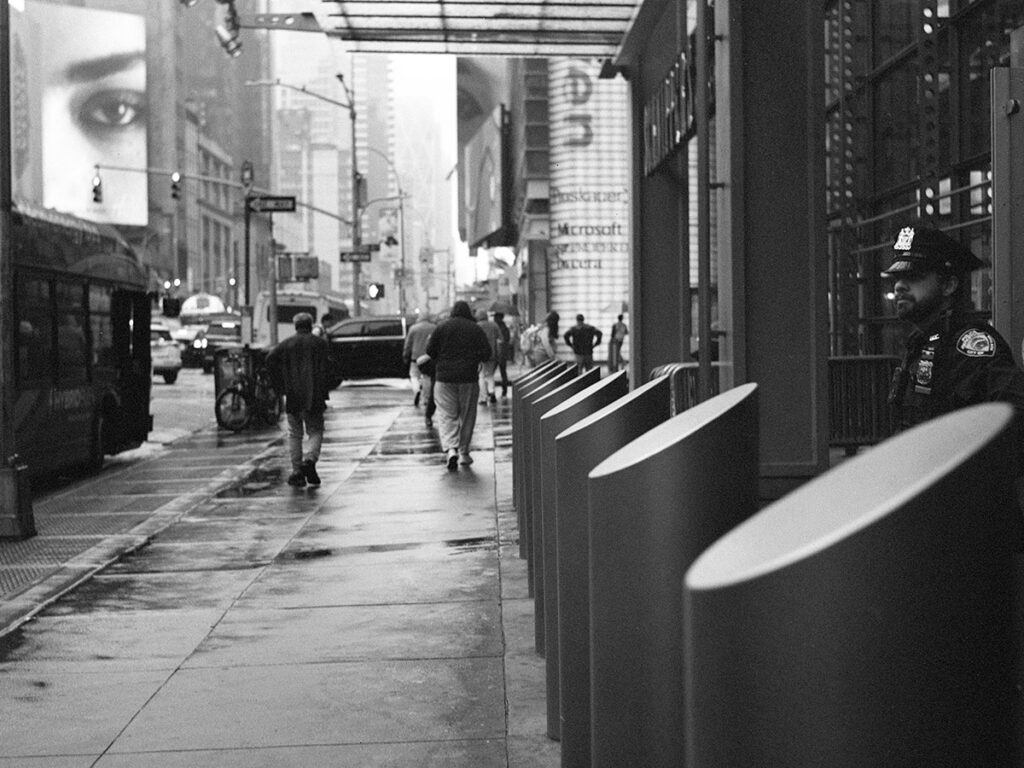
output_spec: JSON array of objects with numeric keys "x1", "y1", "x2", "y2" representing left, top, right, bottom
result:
[
  {"x1": 90, "y1": 284, "x2": 114, "y2": 368},
  {"x1": 55, "y1": 281, "x2": 88, "y2": 384},
  {"x1": 365, "y1": 320, "x2": 402, "y2": 337},
  {"x1": 17, "y1": 275, "x2": 53, "y2": 384},
  {"x1": 273, "y1": 305, "x2": 318, "y2": 323}
]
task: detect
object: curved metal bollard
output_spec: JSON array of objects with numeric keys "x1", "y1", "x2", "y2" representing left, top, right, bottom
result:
[
  {"x1": 554, "y1": 375, "x2": 672, "y2": 768},
  {"x1": 537, "y1": 371, "x2": 630, "y2": 740},
  {"x1": 521, "y1": 367, "x2": 578, "y2": 595},
  {"x1": 513, "y1": 361, "x2": 570, "y2": 557},
  {"x1": 530, "y1": 368, "x2": 602, "y2": 658},
  {"x1": 589, "y1": 383, "x2": 760, "y2": 768},
  {"x1": 512, "y1": 360, "x2": 565, "y2": 520},
  {"x1": 685, "y1": 403, "x2": 1019, "y2": 768}
]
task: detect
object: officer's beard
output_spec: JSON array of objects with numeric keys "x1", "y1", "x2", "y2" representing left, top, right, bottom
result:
[{"x1": 895, "y1": 289, "x2": 947, "y2": 325}]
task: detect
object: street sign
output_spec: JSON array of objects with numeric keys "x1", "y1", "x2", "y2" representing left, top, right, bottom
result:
[
  {"x1": 249, "y1": 195, "x2": 296, "y2": 213},
  {"x1": 340, "y1": 251, "x2": 372, "y2": 262}
]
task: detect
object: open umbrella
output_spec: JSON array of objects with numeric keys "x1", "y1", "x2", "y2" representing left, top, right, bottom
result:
[{"x1": 489, "y1": 300, "x2": 519, "y2": 316}]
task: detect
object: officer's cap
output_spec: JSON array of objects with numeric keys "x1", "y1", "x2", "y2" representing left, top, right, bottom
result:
[{"x1": 881, "y1": 226, "x2": 985, "y2": 277}]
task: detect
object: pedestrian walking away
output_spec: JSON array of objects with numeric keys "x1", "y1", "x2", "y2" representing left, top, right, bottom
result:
[
  {"x1": 609, "y1": 313, "x2": 628, "y2": 372},
  {"x1": 266, "y1": 311, "x2": 331, "y2": 488},
  {"x1": 494, "y1": 311, "x2": 513, "y2": 397},
  {"x1": 564, "y1": 313, "x2": 603, "y2": 372},
  {"x1": 476, "y1": 310, "x2": 501, "y2": 404},
  {"x1": 545, "y1": 310, "x2": 560, "y2": 356},
  {"x1": 424, "y1": 300, "x2": 493, "y2": 470},
  {"x1": 403, "y1": 311, "x2": 436, "y2": 407}
]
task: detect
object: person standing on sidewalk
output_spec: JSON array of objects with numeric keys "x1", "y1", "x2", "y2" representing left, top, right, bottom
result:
[
  {"x1": 425, "y1": 300, "x2": 493, "y2": 470},
  {"x1": 476, "y1": 310, "x2": 501, "y2": 405},
  {"x1": 609, "y1": 314, "x2": 628, "y2": 372},
  {"x1": 266, "y1": 312, "x2": 330, "y2": 488},
  {"x1": 884, "y1": 226, "x2": 1024, "y2": 427},
  {"x1": 564, "y1": 313, "x2": 603, "y2": 372},
  {"x1": 403, "y1": 312, "x2": 436, "y2": 407}
]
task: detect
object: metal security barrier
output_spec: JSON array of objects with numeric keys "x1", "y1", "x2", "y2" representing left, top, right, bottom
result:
[
  {"x1": 528, "y1": 368, "x2": 601, "y2": 656},
  {"x1": 685, "y1": 403, "x2": 1019, "y2": 768},
  {"x1": 648, "y1": 361, "x2": 722, "y2": 414},
  {"x1": 554, "y1": 375, "x2": 673, "y2": 768},
  {"x1": 536, "y1": 371, "x2": 630, "y2": 740},
  {"x1": 520, "y1": 367, "x2": 578, "y2": 594},
  {"x1": 512, "y1": 361, "x2": 569, "y2": 556},
  {"x1": 827, "y1": 355, "x2": 899, "y2": 452},
  {"x1": 588, "y1": 383, "x2": 759, "y2": 768}
]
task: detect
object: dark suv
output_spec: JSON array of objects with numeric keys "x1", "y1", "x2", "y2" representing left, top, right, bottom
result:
[{"x1": 325, "y1": 315, "x2": 411, "y2": 388}]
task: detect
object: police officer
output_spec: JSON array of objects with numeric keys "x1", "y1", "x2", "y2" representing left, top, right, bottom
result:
[{"x1": 883, "y1": 225, "x2": 1024, "y2": 432}]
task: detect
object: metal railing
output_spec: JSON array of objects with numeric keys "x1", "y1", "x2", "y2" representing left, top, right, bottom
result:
[
  {"x1": 828, "y1": 355, "x2": 899, "y2": 452},
  {"x1": 651, "y1": 357, "x2": 900, "y2": 452}
]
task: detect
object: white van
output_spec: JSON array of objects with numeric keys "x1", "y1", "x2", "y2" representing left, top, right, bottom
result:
[{"x1": 253, "y1": 288, "x2": 349, "y2": 347}]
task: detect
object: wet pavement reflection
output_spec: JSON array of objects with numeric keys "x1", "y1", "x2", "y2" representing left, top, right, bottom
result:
[{"x1": 0, "y1": 377, "x2": 558, "y2": 767}]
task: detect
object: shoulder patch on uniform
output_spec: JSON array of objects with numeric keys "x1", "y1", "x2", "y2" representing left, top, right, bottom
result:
[{"x1": 956, "y1": 328, "x2": 996, "y2": 357}]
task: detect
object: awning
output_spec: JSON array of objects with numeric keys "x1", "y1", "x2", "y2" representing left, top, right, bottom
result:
[{"x1": 316, "y1": 0, "x2": 643, "y2": 57}]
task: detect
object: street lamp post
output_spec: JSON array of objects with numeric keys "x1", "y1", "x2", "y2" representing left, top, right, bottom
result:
[
  {"x1": 366, "y1": 146, "x2": 408, "y2": 316},
  {"x1": 245, "y1": 76, "x2": 363, "y2": 316}
]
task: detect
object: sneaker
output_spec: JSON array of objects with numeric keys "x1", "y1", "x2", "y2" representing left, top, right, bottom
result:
[
  {"x1": 459, "y1": 452, "x2": 473, "y2": 465},
  {"x1": 301, "y1": 460, "x2": 321, "y2": 487},
  {"x1": 446, "y1": 449, "x2": 459, "y2": 471},
  {"x1": 287, "y1": 470, "x2": 306, "y2": 487}
]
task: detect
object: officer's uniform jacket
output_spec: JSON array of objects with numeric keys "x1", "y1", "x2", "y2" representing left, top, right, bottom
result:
[{"x1": 889, "y1": 310, "x2": 1024, "y2": 431}]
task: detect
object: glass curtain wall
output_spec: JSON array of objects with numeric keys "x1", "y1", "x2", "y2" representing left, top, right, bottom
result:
[{"x1": 825, "y1": 0, "x2": 1024, "y2": 357}]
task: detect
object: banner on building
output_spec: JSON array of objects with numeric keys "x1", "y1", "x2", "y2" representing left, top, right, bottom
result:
[{"x1": 548, "y1": 59, "x2": 631, "y2": 348}]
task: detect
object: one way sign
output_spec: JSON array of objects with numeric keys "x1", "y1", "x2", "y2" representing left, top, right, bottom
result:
[{"x1": 249, "y1": 195, "x2": 296, "y2": 213}]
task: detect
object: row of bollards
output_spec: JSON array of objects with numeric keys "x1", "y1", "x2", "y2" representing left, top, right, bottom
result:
[{"x1": 510, "y1": 362, "x2": 1022, "y2": 768}]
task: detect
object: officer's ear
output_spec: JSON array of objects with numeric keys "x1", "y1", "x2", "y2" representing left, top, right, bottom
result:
[{"x1": 940, "y1": 272, "x2": 959, "y2": 298}]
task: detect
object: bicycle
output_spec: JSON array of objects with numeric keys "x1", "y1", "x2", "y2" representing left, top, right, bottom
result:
[{"x1": 214, "y1": 349, "x2": 282, "y2": 432}]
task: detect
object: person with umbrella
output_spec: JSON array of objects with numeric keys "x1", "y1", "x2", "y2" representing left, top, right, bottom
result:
[{"x1": 494, "y1": 311, "x2": 513, "y2": 398}]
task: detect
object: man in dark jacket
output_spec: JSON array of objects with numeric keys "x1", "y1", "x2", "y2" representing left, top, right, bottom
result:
[
  {"x1": 266, "y1": 312, "x2": 331, "y2": 487},
  {"x1": 425, "y1": 300, "x2": 493, "y2": 470},
  {"x1": 884, "y1": 226, "x2": 1024, "y2": 432},
  {"x1": 564, "y1": 313, "x2": 603, "y2": 371}
]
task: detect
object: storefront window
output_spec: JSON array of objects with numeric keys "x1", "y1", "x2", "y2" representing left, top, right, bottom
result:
[
  {"x1": 960, "y1": 1, "x2": 1024, "y2": 158},
  {"x1": 874, "y1": 0, "x2": 917, "y2": 65},
  {"x1": 873, "y1": 62, "x2": 918, "y2": 192}
]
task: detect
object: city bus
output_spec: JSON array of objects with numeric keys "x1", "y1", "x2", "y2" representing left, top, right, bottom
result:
[
  {"x1": 11, "y1": 201, "x2": 152, "y2": 475},
  {"x1": 253, "y1": 288, "x2": 349, "y2": 346}
]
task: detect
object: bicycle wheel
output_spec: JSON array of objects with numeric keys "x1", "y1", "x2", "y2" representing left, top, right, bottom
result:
[{"x1": 215, "y1": 386, "x2": 252, "y2": 431}]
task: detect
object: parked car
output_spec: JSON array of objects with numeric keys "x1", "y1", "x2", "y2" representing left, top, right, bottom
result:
[
  {"x1": 325, "y1": 315, "x2": 412, "y2": 388},
  {"x1": 150, "y1": 322, "x2": 183, "y2": 384},
  {"x1": 198, "y1": 316, "x2": 243, "y2": 373}
]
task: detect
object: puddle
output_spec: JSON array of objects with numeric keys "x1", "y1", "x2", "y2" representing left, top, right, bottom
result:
[
  {"x1": 216, "y1": 463, "x2": 284, "y2": 498},
  {"x1": 443, "y1": 536, "x2": 497, "y2": 552}
]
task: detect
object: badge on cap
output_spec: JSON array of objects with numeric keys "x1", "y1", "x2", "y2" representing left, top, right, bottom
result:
[
  {"x1": 957, "y1": 328, "x2": 996, "y2": 357},
  {"x1": 894, "y1": 227, "x2": 915, "y2": 251}
]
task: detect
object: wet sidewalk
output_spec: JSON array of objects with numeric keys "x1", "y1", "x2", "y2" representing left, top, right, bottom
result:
[{"x1": 0, "y1": 383, "x2": 558, "y2": 767}]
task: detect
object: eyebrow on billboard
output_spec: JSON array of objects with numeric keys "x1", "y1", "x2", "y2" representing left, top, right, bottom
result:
[{"x1": 64, "y1": 51, "x2": 145, "y2": 84}]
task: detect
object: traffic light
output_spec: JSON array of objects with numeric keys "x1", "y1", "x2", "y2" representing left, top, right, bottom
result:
[
  {"x1": 91, "y1": 174, "x2": 102, "y2": 203},
  {"x1": 367, "y1": 283, "x2": 385, "y2": 300},
  {"x1": 171, "y1": 171, "x2": 182, "y2": 200}
]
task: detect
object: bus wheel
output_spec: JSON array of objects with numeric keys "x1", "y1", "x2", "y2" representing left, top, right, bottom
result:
[{"x1": 87, "y1": 413, "x2": 106, "y2": 471}]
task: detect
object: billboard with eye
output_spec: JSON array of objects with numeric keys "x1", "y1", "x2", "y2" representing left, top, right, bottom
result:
[{"x1": 15, "y1": 2, "x2": 148, "y2": 226}]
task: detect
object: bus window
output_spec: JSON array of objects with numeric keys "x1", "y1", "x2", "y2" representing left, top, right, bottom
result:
[
  {"x1": 56, "y1": 281, "x2": 88, "y2": 384},
  {"x1": 90, "y1": 284, "x2": 114, "y2": 368},
  {"x1": 16, "y1": 275, "x2": 53, "y2": 384}
]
